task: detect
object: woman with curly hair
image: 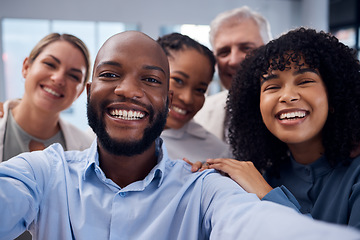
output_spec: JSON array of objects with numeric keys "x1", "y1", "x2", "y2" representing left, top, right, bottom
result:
[{"x1": 203, "y1": 27, "x2": 360, "y2": 229}]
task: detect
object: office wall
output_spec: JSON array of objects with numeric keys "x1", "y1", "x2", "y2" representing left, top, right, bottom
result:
[
  {"x1": 0, "y1": 0, "x2": 329, "y2": 101},
  {"x1": 0, "y1": 0, "x2": 328, "y2": 39}
]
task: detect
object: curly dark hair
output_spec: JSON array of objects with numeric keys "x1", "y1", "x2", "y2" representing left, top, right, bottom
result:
[
  {"x1": 156, "y1": 32, "x2": 216, "y2": 76},
  {"x1": 227, "y1": 27, "x2": 360, "y2": 175}
]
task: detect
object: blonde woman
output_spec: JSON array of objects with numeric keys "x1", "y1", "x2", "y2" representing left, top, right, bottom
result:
[{"x1": 0, "y1": 33, "x2": 92, "y2": 162}]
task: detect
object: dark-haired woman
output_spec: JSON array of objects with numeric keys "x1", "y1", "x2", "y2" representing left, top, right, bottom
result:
[
  {"x1": 157, "y1": 33, "x2": 231, "y2": 164},
  {"x1": 204, "y1": 28, "x2": 360, "y2": 229}
]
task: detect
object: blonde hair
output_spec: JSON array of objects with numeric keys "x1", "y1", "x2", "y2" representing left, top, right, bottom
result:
[{"x1": 28, "y1": 33, "x2": 91, "y2": 85}]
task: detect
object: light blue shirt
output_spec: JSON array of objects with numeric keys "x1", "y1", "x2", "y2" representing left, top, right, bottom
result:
[{"x1": 0, "y1": 138, "x2": 360, "y2": 240}]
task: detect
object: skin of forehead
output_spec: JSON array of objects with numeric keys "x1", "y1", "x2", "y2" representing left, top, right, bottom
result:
[
  {"x1": 93, "y1": 31, "x2": 170, "y2": 80},
  {"x1": 213, "y1": 18, "x2": 261, "y2": 47}
]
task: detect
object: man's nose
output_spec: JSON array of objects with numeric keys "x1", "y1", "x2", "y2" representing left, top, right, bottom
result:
[{"x1": 114, "y1": 76, "x2": 144, "y2": 99}]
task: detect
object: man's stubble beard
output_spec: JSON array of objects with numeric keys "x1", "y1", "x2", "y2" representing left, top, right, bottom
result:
[{"x1": 87, "y1": 93, "x2": 169, "y2": 157}]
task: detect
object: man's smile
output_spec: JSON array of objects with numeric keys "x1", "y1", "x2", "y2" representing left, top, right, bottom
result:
[{"x1": 109, "y1": 109, "x2": 146, "y2": 120}]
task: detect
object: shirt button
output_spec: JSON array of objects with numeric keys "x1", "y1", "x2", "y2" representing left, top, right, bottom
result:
[{"x1": 119, "y1": 192, "x2": 126, "y2": 197}]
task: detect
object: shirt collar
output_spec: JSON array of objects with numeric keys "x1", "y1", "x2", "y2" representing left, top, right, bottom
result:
[
  {"x1": 82, "y1": 138, "x2": 99, "y2": 180},
  {"x1": 290, "y1": 154, "x2": 332, "y2": 182},
  {"x1": 82, "y1": 137, "x2": 170, "y2": 188}
]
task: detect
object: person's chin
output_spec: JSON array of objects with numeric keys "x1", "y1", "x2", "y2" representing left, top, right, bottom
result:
[
  {"x1": 166, "y1": 118, "x2": 186, "y2": 130},
  {"x1": 219, "y1": 75, "x2": 232, "y2": 89}
]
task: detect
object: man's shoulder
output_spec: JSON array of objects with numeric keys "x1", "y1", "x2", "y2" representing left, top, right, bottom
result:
[
  {"x1": 18, "y1": 143, "x2": 91, "y2": 169},
  {"x1": 164, "y1": 158, "x2": 240, "y2": 191}
]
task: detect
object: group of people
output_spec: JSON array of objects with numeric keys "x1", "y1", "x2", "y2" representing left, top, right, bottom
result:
[{"x1": 1, "y1": 5, "x2": 360, "y2": 240}]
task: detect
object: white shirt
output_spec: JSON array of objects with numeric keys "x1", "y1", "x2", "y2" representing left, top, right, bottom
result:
[
  {"x1": 194, "y1": 90, "x2": 228, "y2": 142},
  {"x1": 161, "y1": 120, "x2": 232, "y2": 163}
]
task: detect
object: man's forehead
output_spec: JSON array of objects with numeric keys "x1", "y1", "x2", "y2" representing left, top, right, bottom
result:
[
  {"x1": 213, "y1": 19, "x2": 263, "y2": 47},
  {"x1": 94, "y1": 31, "x2": 169, "y2": 75}
]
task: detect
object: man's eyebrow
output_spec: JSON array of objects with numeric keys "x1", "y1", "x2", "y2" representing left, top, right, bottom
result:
[
  {"x1": 239, "y1": 42, "x2": 257, "y2": 46},
  {"x1": 143, "y1": 65, "x2": 166, "y2": 75},
  {"x1": 260, "y1": 74, "x2": 278, "y2": 86},
  {"x1": 96, "y1": 61, "x2": 122, "y2": 70}
]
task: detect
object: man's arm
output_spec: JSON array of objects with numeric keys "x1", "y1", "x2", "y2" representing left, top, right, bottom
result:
[
  {"x1": 200, "y1": 172, "x2": 360, "y2": 239},
  {"x1": 0, "y1": 152, "x2": 50, "y2": 239}
]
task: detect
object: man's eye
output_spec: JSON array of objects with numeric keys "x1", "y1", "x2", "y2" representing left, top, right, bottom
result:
[
  {"x1": 242, "y1": 46, "x2": 254, "y2": 53},
  {"x1": 99, "y1": 72, "x2": 118, "y2": 78},
  {"x1": 216, "y1": 50, "x2": 229, "y2": 57},
  {"x1": 144, "y1": 77, "x2": 161, "y2": 84}
]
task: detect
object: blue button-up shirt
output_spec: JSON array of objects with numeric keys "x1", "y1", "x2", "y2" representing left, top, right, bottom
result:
[
  {"x1": 0, "y1": 138, "x2": 359, "y2": 240},
  {"x1": 263, "y1": 154, "x2": 360, "y2": 229}
]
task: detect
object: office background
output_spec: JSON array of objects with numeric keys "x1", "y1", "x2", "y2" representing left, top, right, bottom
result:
[{"x1": 0, "y1": 0, "x2": 357, "y2": 129}]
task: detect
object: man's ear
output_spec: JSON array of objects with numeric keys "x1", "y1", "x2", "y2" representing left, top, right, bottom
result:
[
  {"x1": 86, "y1": 82, "x2": 92, "y2": 97},
  {"x1": 22, "y1": 57, "x2": 30, "y2": 79}
]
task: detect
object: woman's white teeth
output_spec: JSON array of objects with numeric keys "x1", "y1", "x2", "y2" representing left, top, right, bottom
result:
[
  {"x1": 279, "y1": 111, "x2": 306, "y2": 120},
  {"x1": 172, "y1": 106, "x2": 186, "y2": 115},
  {"x1": 110, "y1": 109, "x2": 145, "y2": 120},
  {"x1": 43, "y1": 87, "x2": 61, "y2": 97}
]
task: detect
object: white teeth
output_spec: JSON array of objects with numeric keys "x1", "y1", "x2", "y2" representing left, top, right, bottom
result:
[
  {"x1": 43, "y1": 86, "x2": 61, "y2": 97},
  {"x1": 279, "y1": 111, "x2": 306, "y2": 120},
  {"x1": 109, "y1": 109, "x2": 145, "y2": 120},
  {"x1": 172, "y1": 106, "x2": 187, "y2": 115}
]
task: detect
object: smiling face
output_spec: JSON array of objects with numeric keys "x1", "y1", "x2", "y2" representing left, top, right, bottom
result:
[
  {"x1": 213, "y1": 18, "x2": 264, "y2": 90},
  {"x1": 22, "y1": 40, "x2": 87, "y2": 114},
  {"x1": 166, "y1": 49, "x2": 212, "y2": 129},
  {"x1": 259, "y1": 61, "x2": 329, "y2": 149},
  {"x1": 87, "y1": 31, "x2": 171, "y2": 156}
]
